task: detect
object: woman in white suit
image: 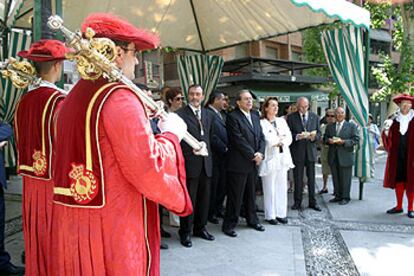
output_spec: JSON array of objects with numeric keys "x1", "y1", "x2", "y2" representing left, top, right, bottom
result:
[{"x1": 259, "y1": 97, "x2": 295, "y2": 225}]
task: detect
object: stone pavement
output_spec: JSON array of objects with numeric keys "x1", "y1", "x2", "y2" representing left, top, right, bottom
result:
[{"x1": 3, "y1": 151, "x2": 414, "y2": 275}]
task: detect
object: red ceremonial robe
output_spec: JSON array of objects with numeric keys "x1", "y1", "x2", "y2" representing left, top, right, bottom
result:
[
  {"x1": 14, "y1": 85, "x2": 64, "y2": 276},
  {"x1": 382, "y1": 116, "x2": 414, "y2": 193},
  {"x1": 51, "y1": 78, "x2": 192, "y2": 276}
]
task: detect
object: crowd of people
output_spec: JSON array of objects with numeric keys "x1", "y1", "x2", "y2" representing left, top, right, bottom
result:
[{"x1": 0, "y1": 11, "x2": 413, "y2": 276}]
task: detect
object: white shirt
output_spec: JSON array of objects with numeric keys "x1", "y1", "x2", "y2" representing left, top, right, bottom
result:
[
  {"x1": 336, "y1": 121, "x2": 344, "y2": 134},
  {"x1": 396, "y1": 109, "x2": 414, "y2": 135},
  {"x1": 240, "y1": 108, "x2": 253, "y2": 126},
  {"x1": 28, "y1": 79, "x2": 68, "y2": 95},
  {"x1": 189, "y1": 104, "x2": 201, "y2": 120}
]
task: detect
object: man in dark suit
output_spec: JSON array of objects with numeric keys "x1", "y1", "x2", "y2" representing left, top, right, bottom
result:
[
  {"x1": 0, "y1": 122, "x2": 25, "y2": 275},
  {"x1": 206, "y1": 91, "x2": 228, "y2": 224},
  {"x1": 324, "y1": 107, "x2": 359, "y2": 205},
  {"x1": 176, "y1": 84, "x2": 214, "y2": 247},
  {"x1": 287, "y1": 97, "x2": 322, "y2": 211},
  {"x1": 222, "y1": 90, "x2": 265, "y2": 237}
]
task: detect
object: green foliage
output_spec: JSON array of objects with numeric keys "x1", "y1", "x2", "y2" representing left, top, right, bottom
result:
[{"x1": 365, "y1": 1, "x2": 414, "y2": 101}]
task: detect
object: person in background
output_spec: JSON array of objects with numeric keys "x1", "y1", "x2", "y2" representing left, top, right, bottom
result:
[
  {"x1": 165, "y1": 87, "x2": 185, "y2": 113},
  {"x1": 382, "y1": 94, "x2": 414, "y2": 218},
  {"x1": 222, "y1": 90, "x2": 265, "y2": 237},
  {"x1": 0, "y1": 122, "x2": 23, "y2": 275},
  {"x1": 287, "y1": 97, "x2": 321, "y2": 211},
  {"x1": 368, "y1": 114, "x2": 381, "y2": 178},
  {"x1": 176, "y1": 84, "x2": 215, "y2": 248},
  {"x1": 206, "y1": 91, "x2": 228, "y2": 222},
  {"x1": 318, "y1": 109, "x2": 336, "y2": 195},
  {"x1": 259, "y1": 97, "x2": 294, "y2": 225},
  {"x1": 163, "y1": 87, "x2": 185, "y2": 228},
  {"x1": 324, "y1": 107, "x2": 359, "y2": 205}
]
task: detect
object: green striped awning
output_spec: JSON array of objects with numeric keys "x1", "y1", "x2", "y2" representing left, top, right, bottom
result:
[
  {"x1": 0, "y1": 29, "x2": 31, "y2": 167},
  {"x1": 322, "y1": 25, "x2": 371, "y2": 179},
  {"x1": 177, "y1": 55, "x2": 224, "y2": 104}
]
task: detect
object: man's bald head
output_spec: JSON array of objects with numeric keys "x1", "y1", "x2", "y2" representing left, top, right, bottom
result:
[
  {"x1": 297, "y1": 97, "x2": 309, "y2": 115},
  {"x1": 335, "y1": 107, "x2": 346, "y2": 122}
]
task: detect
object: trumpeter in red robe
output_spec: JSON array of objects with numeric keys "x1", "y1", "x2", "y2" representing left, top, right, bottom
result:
[
  {"x1": 382, "y1": 93, "x2": 414, "y2": 218},
  {"x1": 15, "y1": 39, "x2": 69, "y2": 275},
  {"x1": 50, "y1": 13, "x2": 193, "y2": 276}
]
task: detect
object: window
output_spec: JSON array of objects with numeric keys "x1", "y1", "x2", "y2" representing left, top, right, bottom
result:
[
  {"x1": 291, "y1": 51, "x2": 302, "y2": 61},
  {"x1": 265, "y1": 46, "x2": 279, "y2": 59},
  {"x1": 234, "y1": 44, "x2": 248, "y2": 58}
]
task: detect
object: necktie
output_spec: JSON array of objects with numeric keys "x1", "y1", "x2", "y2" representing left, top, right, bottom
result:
[
  {"x1": 302, "y1": 114, "x2": 307, "y2": 130},
  {"x1": 246, "y1": 113, "x2": 253, "y2": 126},
  {"x1": 336, "y1": 122, "x2": 341, "y2": 134},
  {"x1": 195, "y1": 109, "x2": 204, "y2": 136}
]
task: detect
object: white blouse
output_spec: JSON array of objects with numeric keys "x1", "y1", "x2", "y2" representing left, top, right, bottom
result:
[{"x1": 258, "y1": 117, "x2": 295, "y2": 176}]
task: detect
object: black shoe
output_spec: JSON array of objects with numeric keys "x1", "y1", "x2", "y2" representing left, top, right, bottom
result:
[
  {"x1": 265, "y1": 219, "x2": 277, "y2": 225},
  {"x1": 193, "y1": 229, "x2": 215, "y2": 241},
  {"x1": 318, "y1": 189, "x2": 328, "y2": 194},
  {"x1": 161, "y1": 227, "x2": 171, "y2": 238},
  {"x1": 160, "y1": 242, "x2": 169, "y2": 250},
  {"x1": 222, "y1": 228, "x2": 237, "y2": 237},
  {"x1": 208, "y1": 215, "x2": 219, "y2": 225},
  {"x1": 276, "y1": 217, "x2": 288, "y2": 224},
  {"x1": 386, "y1": 207, "x2": 403, "y2": 214},
  {"x1": 248, "y1": 223, "x2": 265, "y2": 232},
  {"x1": 408, "y1": 211, "x2": 414, "y2": 218},
  {"x1": 0, "y1": 263, "x2": 25, "y2": 275},
  {"x1": 309, "y1": 205, "x2": 322, "y2": 211},
  {"x1": 329, "y1": 197, "x2": 342, "y2": 203},
  {"x1": 180, "y1": 234, "x2": 192, "y2": 248},
  {"x1": 291, "y1": 204, "x2": 302, "y2": 210},
  {"x1": 338, "y1": 199, "x2": 350, "y2": 205}
]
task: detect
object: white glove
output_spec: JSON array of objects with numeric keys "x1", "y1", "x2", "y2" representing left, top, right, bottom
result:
[
  {"x1": 158, "y1": 113, "x2": 187, "y2": 141},
  {"x1": 383, "y1": 119, "x2": 393, "y2": 136}
]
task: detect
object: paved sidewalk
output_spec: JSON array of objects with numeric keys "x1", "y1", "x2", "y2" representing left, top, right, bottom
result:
[{"x1": 3, "y1": 151, "x2": 414, "y2": 275}]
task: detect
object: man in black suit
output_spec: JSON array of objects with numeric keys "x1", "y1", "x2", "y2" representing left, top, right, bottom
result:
[
  {"x1": 206, "y1": 91, "x2": 228, "y2": 224},
  {"x1": 324, "y1": 107, "x2": 359, "y2": 205},
  {"x1": 287, "y1": 97, "x2": 322, "y2": 211},
  {"x1": 222, "y1": 90, "x2": 265, "y2": 237},
  {"x1": 176, "y1": 84, "x2": 214, "y2": 247}
]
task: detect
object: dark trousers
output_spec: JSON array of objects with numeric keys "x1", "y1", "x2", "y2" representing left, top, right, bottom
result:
[
  {"x1": 223, "y1": 170, "x2": 259, "y2": 231},
  {"x1": 179, "y1": 170, "x2": 211, "y2": 236},
  {"x1": 293, "y1": 159, "x2": 316, "y2": 207},
  {"x1": 0, "y1": 187, "x2": 10, "y2": 268},
  {"x1": 208, "y1": 156, "x2": 227, "y2": 218},
  {"x1": 330, "y1": 158, "x2": 353, "y2": 200}
]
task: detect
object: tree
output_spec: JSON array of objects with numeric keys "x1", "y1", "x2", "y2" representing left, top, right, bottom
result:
[{"x1": 366, "y1": 0, "x2": 414, "y2": 101}]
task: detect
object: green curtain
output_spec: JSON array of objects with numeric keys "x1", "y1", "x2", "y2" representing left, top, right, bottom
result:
[
  {"x1": 0, "y1": 29, "x2": 31, "y2": 167},
  {"x1": 177, "y1": 54, "x2": 224, "y2": 104},
  {"x1": 321, "y1": 25, "x2": 371, "y2": 180}
]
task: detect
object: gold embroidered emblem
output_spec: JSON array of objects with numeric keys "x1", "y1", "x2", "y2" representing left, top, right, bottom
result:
[
  {"x1": 32, "y1": 150, "x2": 47, "y2": 176},
  {"x1": 68, "y1": 163, "x2": 98, "y2": 204}
]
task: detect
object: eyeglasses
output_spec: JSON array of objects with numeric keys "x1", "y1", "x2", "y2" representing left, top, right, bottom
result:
[{"x1": 174, "y1": 96, "x2": 185, "y2": 102}]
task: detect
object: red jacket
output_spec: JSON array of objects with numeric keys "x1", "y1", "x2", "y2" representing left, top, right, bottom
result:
[{"x1": 382, "y1": 117, "x2": 414, "y2": 192}]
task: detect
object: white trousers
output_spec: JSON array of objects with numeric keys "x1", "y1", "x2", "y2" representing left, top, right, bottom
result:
[{"x1": 261, "y1": 169, "x2": 288, "y2": 219}]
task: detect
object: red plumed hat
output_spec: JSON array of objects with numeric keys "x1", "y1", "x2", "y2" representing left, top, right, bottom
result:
[
  {"x1": 18, "y1": 39, "x2": 69, "y2": 62},
  {"x1": 81, "y1": 13, "x2": 160, "y2": 51},
  {"x1": 393, "y1": 93, "x2": 414, "y2": 105}
]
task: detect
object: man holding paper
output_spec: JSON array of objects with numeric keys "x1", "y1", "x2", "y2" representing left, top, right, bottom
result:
[
  {"x1": 324, "y1": 107, "x2": 359, "y2": 205},
  {"x1": 287, "y1": 97, "x2": 321, "y2": 211}
]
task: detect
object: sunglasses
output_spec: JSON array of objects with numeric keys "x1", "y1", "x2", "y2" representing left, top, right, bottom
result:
[
  {"x1": 174, "y1": 96, "x2": 185, "y2": 102},
  {"x1": 326, "y1": 115, "x2": 335, "y2": 117}
]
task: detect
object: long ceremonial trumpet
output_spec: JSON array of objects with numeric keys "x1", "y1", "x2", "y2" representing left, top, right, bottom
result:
[
  {"x1": 47, "y1": 15, "x2": 208, "y2": 156},
  {"x1": 0, "y1": 58, "x2": 39, "y2": 89}
]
